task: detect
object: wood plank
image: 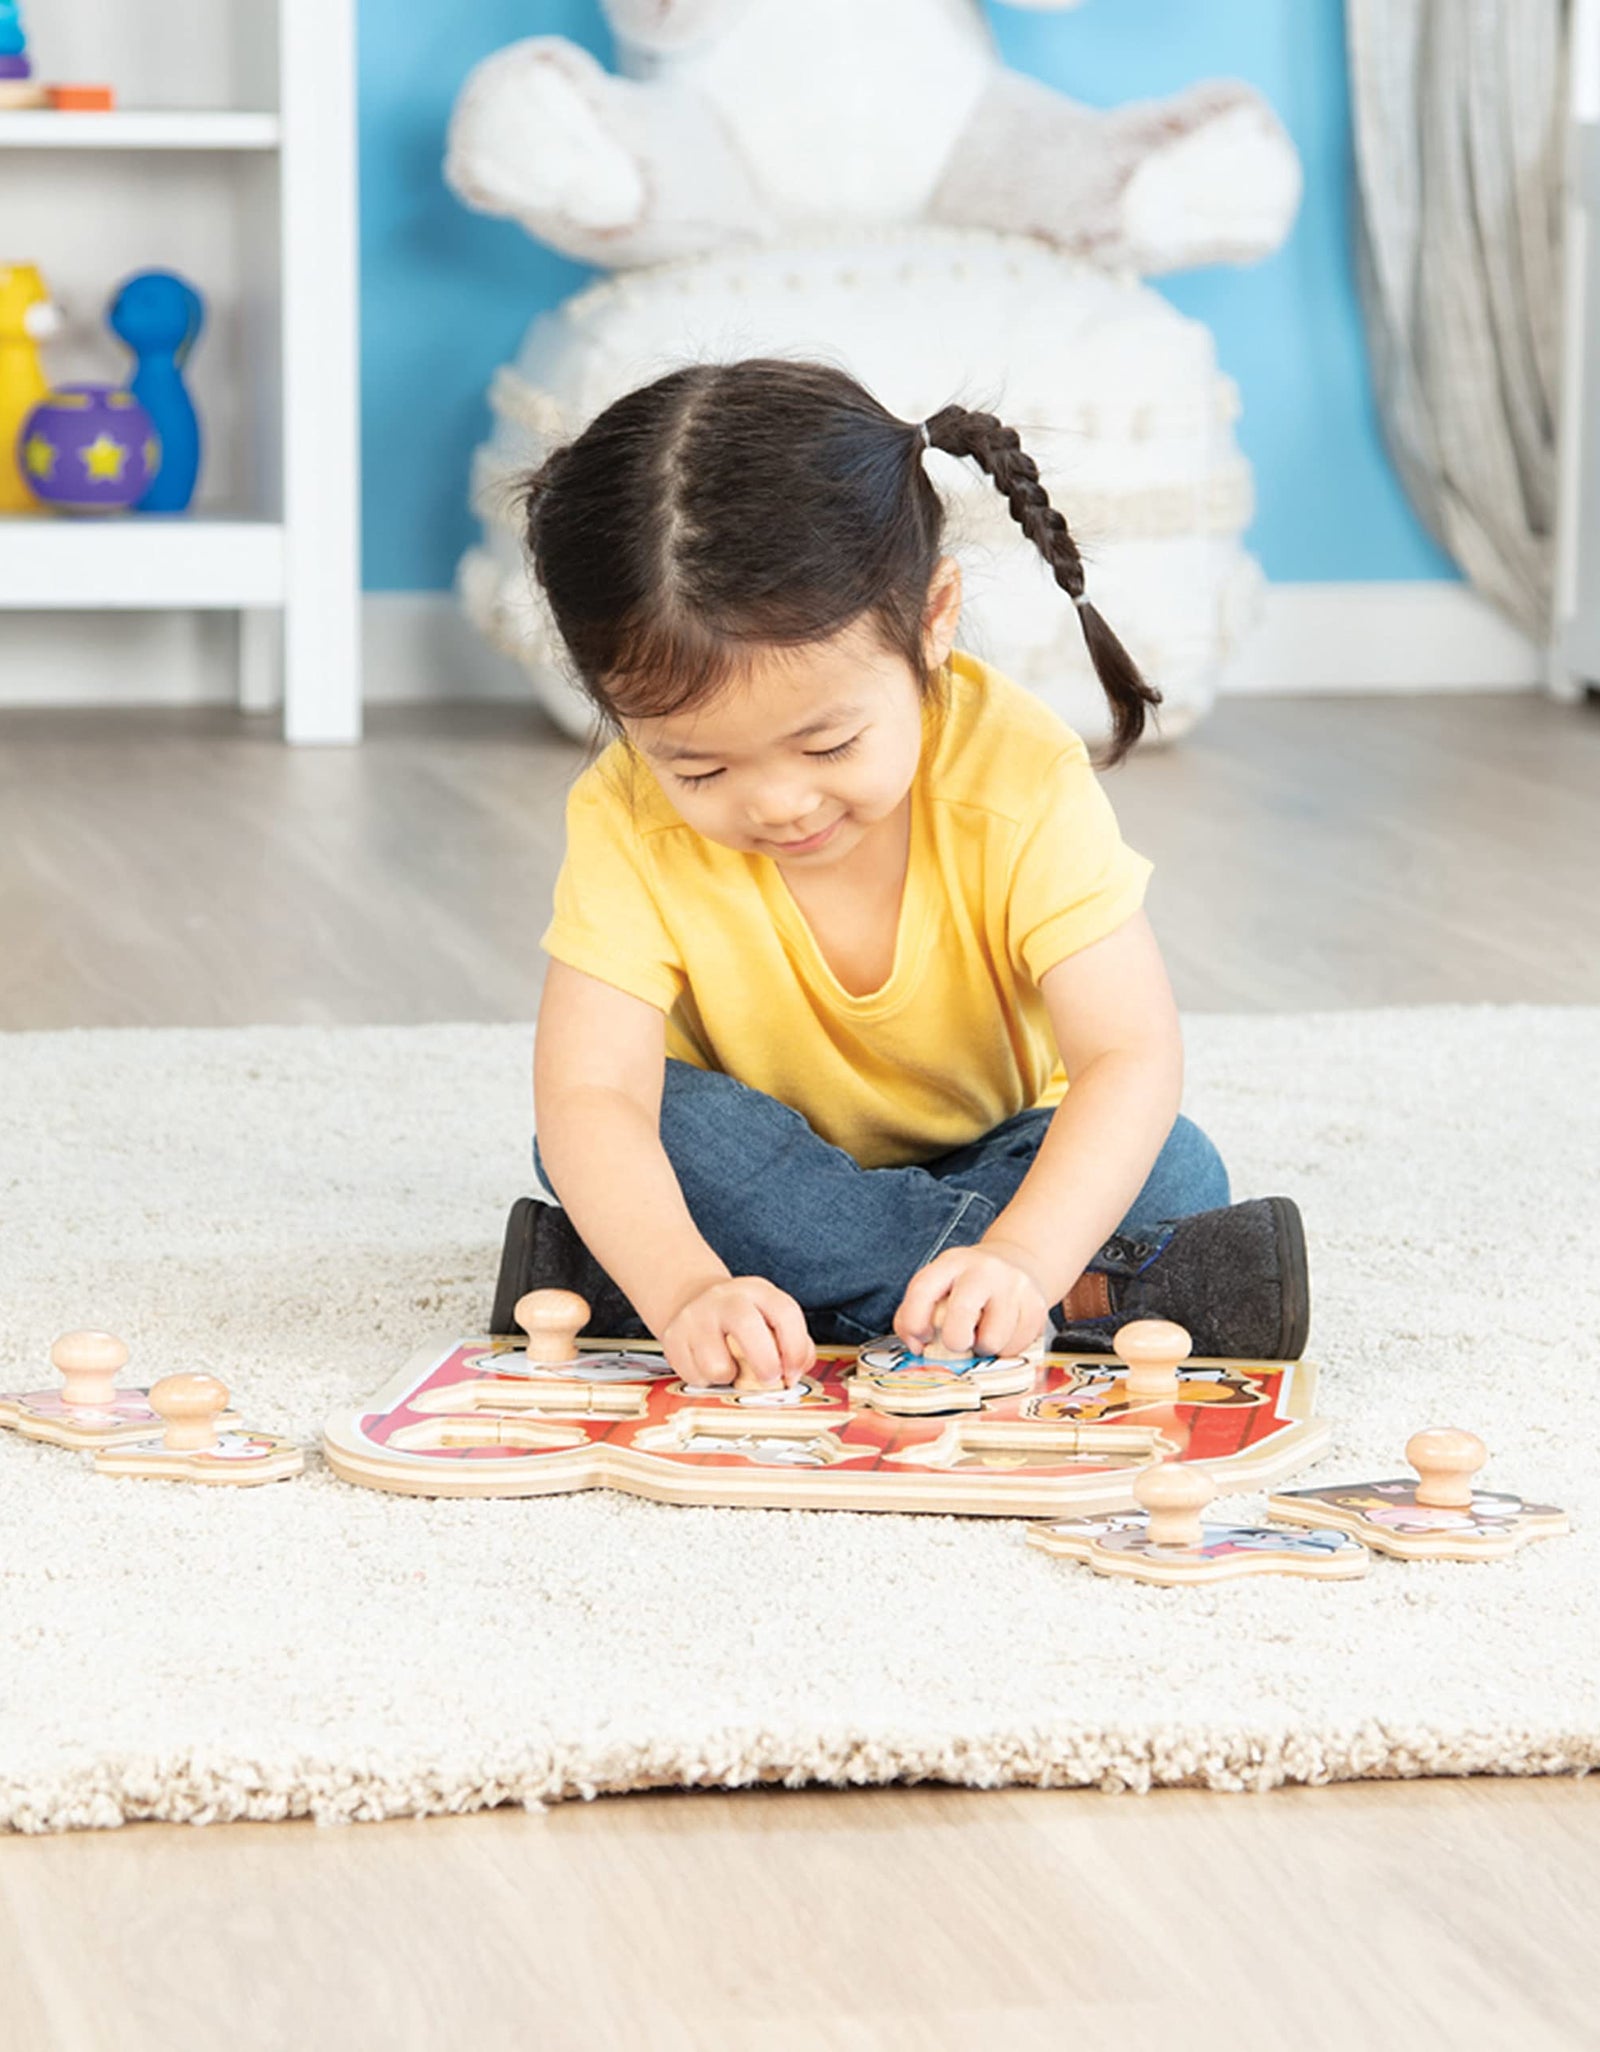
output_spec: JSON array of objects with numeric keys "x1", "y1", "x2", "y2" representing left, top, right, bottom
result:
[
  {"x1": 2, "y1": 693, "x2": 1599, "y2": 1027},
  {"x1": 2, "y1": 1779, "x2": 1598, "y2": 2050}
]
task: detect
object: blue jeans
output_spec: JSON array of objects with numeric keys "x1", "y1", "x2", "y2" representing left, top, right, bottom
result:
[{"x1": 535, "y1": 1059, "x2": 1229, "y2": 1345}]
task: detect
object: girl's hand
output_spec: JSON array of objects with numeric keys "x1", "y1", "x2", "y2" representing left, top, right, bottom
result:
[
  {"x1": 893, "y1": 1240, "x2": 1050, "y2": 1360},
  {"x1": 659, "y1": 1276, "x2": 817, "y2": 1389}
]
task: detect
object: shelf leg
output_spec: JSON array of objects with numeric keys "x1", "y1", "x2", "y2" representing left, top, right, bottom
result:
[{"x1": 281, "y1": 0, "x2": 363, "y2": 745}]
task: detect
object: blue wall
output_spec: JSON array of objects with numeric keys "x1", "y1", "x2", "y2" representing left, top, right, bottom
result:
[{"x1": 358, "y1": 0, "x2": 1455, "y2": 591}]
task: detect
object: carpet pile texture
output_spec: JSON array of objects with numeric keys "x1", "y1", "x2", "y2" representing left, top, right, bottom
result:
[{"x1": 1, "y1": 1008, "x2": 1596, "y2": 1832}]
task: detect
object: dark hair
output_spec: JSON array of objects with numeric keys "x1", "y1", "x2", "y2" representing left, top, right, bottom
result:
[{"x1": 518, "y1": 357, "x2": 1160, "y2": 766}]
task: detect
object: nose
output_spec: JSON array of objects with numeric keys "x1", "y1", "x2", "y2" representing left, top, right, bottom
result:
[{"x1": 746, "y1": 782, "x2": 822, "y2": 832}]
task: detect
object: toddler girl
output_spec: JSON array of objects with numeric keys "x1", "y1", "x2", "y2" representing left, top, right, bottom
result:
[{"x1": 495, "y1": 359, "x2": 1307, "y2": 1387}]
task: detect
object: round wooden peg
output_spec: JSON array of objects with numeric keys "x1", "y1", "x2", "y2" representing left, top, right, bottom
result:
[
  {"x1": 148, "y1": 1374, "x2": 230, "y2": 1454},
  {"x1": 513, "y1": 1289, "x2": 589, "y2": 1367},
  {"x1": 917, "y1": 1296, "x2": 967, "y2": 1364},
  {"x1": 726, "y1": 1333, "x2": 768, "y2": 1393},
  {"x1": 1134, "y1": 1461, "x2": 1215, "y2": 1548},
  {"x1": 50, "y1": 1330, "x2": 131, "y2": 1410},
  {"x1": 1114, "y1": 1319, "x2": 1191, "y2": 1405},
  {"x1": 1407, "y1": 1427, "x2": 1486, "y2": 1510}
]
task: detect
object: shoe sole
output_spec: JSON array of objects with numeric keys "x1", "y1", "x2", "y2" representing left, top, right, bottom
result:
[
  {"x1": 490, "y1": 1194, "x2": 538, "y2": 1336},
  {"x1": 1269, "y1": 1194, "x2": 1311, "y2": 1359}
]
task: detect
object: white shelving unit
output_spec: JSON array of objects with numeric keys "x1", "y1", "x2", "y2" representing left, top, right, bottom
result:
[
  {"x1": 1555, "y1": 0, "x2": 1600, "y2": 696},
  {"x1": 0, "y1": 110, "x2": 281, "y2": 148},
  {"x1": 0, "y1": 0, "x2": 361, "y2": 742}
]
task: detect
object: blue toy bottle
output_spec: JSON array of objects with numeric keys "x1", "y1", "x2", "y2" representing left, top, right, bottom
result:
[
  {"x1": 0, "y1": 0, "x2": 30, "y2": 65},
  {"x1": 108, "y1": 270, "x2": 205, "y2": 514}
]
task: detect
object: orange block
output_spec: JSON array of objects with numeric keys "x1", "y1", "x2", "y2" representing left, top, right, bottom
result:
[{"x1": 47, "y1": 85, "x2": 117, "y2": 111}]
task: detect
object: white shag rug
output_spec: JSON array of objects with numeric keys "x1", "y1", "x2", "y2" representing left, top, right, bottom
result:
[{"x1": 2, "y1": 1010, "x2": 1597, "y2": 1834}]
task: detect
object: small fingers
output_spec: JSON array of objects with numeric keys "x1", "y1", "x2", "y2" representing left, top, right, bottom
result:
[
  {"x1": 934, "y1": 1283, "x2": 988, "y2": 1357},
  {"x1": 681, "y1": 1332, "x2": 736, "y2": 1387},
  {"x1": 762, "y1": 1290, "x2": 816, "y2": 1384},
  {"x1": 975, "y1": 1300, "x2": 1024, "y2": 1358},
  {"x1": 894, "y1": 1254, "x2": 963, "y2": 1344},
  {"x1": 978, "y1": 1283, "x2": 1049, "y2": 1359},
  {"x1": 727, "y1": 1313, "x2": 783, "y2": 1389}
]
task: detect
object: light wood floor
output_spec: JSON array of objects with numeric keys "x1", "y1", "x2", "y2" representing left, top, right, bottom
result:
[
  {"x1": 3, "y1": 688, "x2": 1599, "y2": 1028},
  {"x1": 2, "y1": 690, "x2": 1599, "y2": 2051}
]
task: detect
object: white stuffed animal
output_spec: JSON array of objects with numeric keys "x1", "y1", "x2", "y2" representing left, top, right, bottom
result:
[
  {"x1": 448, "y1": 2, "x2": 1300, "y2": 744},
  {"x1": 446, "y1": 0, "x2": 1301, "y2": 277}
]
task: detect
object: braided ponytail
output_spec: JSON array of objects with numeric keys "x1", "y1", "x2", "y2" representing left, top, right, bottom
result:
[{"x1": 922, "y1": 405, "x2": 1161, "y2": 766}]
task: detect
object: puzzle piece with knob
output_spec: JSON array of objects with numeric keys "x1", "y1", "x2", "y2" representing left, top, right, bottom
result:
[
  {"x1": 0, "y1": 1330, "x2": 242, "y2": 1450},
  {"x1": 1030, "y1": 1459, "x2": 1371, "y2": 1584},
  {"x1": 93, "y1": 1372, "x2": 304, "y2": 1486},
  {"x1": 1267, "y1": 1428, "x2": 1569, "y2": 1561}
]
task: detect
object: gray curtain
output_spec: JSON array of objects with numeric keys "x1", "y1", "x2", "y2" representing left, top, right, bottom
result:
[{"x1": 1346, "y1": 0, "x2": 1568, "y2": 639}]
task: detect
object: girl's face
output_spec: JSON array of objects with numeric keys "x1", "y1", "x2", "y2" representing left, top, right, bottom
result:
[{"x1": 625, "y1": 564, "x2": 961, "y2": 873}]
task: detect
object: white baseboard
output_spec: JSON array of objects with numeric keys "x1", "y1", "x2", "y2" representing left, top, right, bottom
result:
[
  {"x1": 0, "y1": 582, "x2": 1549, "y2": 711},
  {"x1": 0, "y1": 593, "x2": 527, "y2": 711},
  {"x1": 1222, "y1": 581, "x2": 1545, "y2": 694},
  {"x1": 0, "y1": 610, "x2": 243, "y2": 709},
  {"x1": 360, "y1": 590, "x2": 529, "y2": 702}
]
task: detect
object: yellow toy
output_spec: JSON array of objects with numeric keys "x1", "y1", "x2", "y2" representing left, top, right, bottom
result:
[{"x1": 0, "y1": 263, "x2": 59, "y2": 512}]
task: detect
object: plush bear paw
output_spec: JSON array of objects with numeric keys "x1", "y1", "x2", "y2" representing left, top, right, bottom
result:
[
  {"x1": 446, "y1": 36, "x2": 646, "y2": 235},
  {"x1": 1119, "y1": 91, "x2": 1302, "y2": 272}
]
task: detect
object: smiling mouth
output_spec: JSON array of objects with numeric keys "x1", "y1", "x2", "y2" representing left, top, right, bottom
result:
[{"x1": 768, "y1": 819, "x2": 842, "y2": 853}]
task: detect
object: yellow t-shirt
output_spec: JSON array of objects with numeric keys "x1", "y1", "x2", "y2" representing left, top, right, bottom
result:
[{"x1": 540, "y1": 649, "x2": 1152, "y2": 1169}]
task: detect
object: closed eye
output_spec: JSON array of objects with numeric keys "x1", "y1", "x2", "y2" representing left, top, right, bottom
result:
[{"x1": 672, "y1": 733, "x2": 861, "y2": 788}]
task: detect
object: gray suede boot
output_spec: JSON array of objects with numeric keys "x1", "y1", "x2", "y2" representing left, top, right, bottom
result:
[
  {"x1": 1052, "y1": 1196, "x2": 1310, "y2": 1360},
  {"x1": 490, "y1": 1196, "x2": 650, "y2": 1339}
]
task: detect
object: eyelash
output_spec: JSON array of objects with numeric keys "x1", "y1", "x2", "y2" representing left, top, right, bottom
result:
[{"x1": 673, "y1": 735, "x2": 861, "y2": 788}]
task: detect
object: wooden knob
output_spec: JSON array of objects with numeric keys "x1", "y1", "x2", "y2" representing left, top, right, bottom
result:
[
  {"x1": 50, "y1": 1330, "x2": 130, "y2": 1409},
  {"x1": 1114, "y1": 1320, "x2": 1191, "y2": 1405},
  {"x1": 918, "y1": 1298, "x2": 968, "y2": 1364},
  {"x1": 1134, "y1": 1461, "x2": 1214, "y2": 1548},
  {"x1": 513, "y1": 1289, "x2": 589, "y2": 1367},
  {"x1": 727, "y1": 1333, "x2": 774, "y2": 1393},
  {"x1": 1407, "y1": 1427, "x2": 1486, "y2": 1510},
  {"x1": 148, "y1": 1373, "x2": 229, "y2": 1453}
]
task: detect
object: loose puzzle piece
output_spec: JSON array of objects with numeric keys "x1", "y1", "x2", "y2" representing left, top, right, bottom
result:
[
  {"x1": 850, "y1": 1336, "x2": 1036, "y2": 1415},
  {"x1": 321, "y1": 1294, "x2": 1330, "y2": 1513},
  {"x1": 0, "y1": 1330, "x2": 241, "y2": 1450},
  {"x1": 1031, "y1": 1461, "x2": 1370, "y2": 1584},
  {"x1": 93, "y1": 1373, "x2": 303, "y2": 1487},
  {"x1": 1268, "y1": 1428, "x2": 1569, "y2": 1562}
]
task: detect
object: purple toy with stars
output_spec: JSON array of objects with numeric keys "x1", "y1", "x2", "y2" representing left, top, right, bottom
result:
[{"x1": 20, "y1": 385, "x2": 160, "y2": 514}]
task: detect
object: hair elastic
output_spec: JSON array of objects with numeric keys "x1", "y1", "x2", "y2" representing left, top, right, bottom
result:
[
  {"x1": 1072, "y1": 590, "x2": 1091, "y2": 609},
  {"x1": 917, "y1": 420, "x2": 932, "y2": 449}
]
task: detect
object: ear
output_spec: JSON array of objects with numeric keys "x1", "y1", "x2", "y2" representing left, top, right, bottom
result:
[{"x1": 921, "y1": 555, "x2": 963, "y2": 670}]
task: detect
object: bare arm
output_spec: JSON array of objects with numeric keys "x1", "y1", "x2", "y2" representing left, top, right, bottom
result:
[
  {"x1": 896, "y1": 911, "x2": 1184, "y2": 1352},
  {"x1": 534, "y1": 961, "x2": 719, "y2": 1332},
  {"x1": 985, "y1": 910, "x2": 1184, "y2": 1298},
  {"x1": 534, "y1": 960, "x2": 813, "y2": 1384}
]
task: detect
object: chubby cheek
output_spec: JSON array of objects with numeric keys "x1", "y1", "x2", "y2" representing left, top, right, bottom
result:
[
  {"x1": 854, "y1": 738, "x2": 922, "y2": 819},
  {"x1": 684, "y1": 793, "x2": 742, "y2": 843}
]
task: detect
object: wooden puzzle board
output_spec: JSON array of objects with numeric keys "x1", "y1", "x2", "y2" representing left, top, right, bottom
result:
[{"x1": 323, "y1": 1336, "x2": 1330, "y2": 1515}]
